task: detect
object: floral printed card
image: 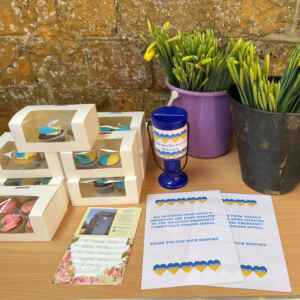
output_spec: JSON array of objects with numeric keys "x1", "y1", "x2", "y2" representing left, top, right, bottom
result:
[
  {"x1": 53, "y1": 207, "x2": 141, "y2": 285},
  {"x1": 53, "y1": 236, "x2": 130, "y2": 285}
]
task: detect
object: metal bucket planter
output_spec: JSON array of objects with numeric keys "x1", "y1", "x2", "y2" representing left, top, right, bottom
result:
[{"x1": 231, "y1": 95, "x2": 300, "y2": 194}]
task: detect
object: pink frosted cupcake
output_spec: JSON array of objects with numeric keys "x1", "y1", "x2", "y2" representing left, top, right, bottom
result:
[
  {"x1": 20, "y1": 200, "x2": 37, "y2": 214},
  {"x1": 0, "y1": 214, "x2": 25, "y2": 233},
  {"x1": 0, "y1": 198, "x2": 17, "y2": 215}
]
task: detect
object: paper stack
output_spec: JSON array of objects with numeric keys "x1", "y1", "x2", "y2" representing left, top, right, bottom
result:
[{"x1": 142, "y1": 191, "x2": 291, "y2": 292}]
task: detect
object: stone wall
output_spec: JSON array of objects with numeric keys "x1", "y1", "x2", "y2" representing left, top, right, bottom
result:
[{"x1": 0, "y1": 0, "x2": 299, "y2": 130}]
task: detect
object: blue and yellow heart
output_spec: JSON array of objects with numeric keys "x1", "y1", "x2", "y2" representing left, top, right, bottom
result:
[
  {"x1": 155, "y1": 196, "x2": 208, "y2": 206},
  {"x1": 223, "y1": 198, "x2": 257, "y2": 206},
  {"x1": 241, "y1": 264, "x2": 268, "y2": 278},
  {"x1": 153, "y1": 260, "x2": 221, "y2": 276},
  {"x1": 153, "y1": 129, "x2": 187, "y2": 145}
]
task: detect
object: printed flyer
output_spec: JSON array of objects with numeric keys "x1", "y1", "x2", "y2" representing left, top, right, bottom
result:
[
  {"x1": 53, "y1": 207, "x2": 141, "y2": 285},
  {"x1": 214, "y1": 193, "x2": 291, "y2": 292},
  {"x1": 141, "y1": 191, "x2": 244, "y2": 289}
]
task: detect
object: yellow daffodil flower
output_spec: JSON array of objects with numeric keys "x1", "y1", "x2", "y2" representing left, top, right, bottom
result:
[
  {"x1": 144, "y1": 42, "x2": 156, "y2": 62},
  {"x1": 163, "y1": 21, "x2": 171, "y2": 30}
]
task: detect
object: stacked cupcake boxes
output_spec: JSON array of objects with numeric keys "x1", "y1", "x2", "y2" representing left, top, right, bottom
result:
[
  {"x1": 0, "y1": 105, "x2": 147, "y2": 240},
  {"x1": 64, "y1": 111, "x2": 148, "y2": 206}
]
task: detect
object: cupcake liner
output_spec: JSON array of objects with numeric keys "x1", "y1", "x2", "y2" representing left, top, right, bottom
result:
[
  {"x1": 14, "y1": 159, "x2": 42, "y2": 170},
  {"x1": 95, "y1": 185, "x2": 114, "y2": 194}
]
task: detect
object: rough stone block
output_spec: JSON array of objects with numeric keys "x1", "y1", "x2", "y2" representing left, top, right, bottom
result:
[
  {"x1": 0, "y1": 0, "x2": 57, "y2": 35},
  {"x1": 85, "y1": 41, "x2": 152, "y2": 89},
  {"x1": 74, "y1": 86, "x2": 169, "y2": 115},
  {"x1": 57, "y1": 0, "x2": 117, "y2": 36},
  {"x1": 153, "y1": 62, "x2": 168, "y2": 90},
  {"x1": 256, "y1": 40, "x2": 296, "y2": 75},
  {"x1": 214, "y1": 0, "x2": 296, "y2": 37},
  {"x1": 119, "y1": 0, "x2": 214, "y2": 40},
  {"x1": 0, "y1": 38, "x2": 19, "y2": 87}
]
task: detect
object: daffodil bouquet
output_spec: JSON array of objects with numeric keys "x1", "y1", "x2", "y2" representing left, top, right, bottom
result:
[
  {"x1": 227, "y1": 42, "x2": 300, "y2": 113},
  {"x1": 143, "y1": 21, "x2": 246, "y2": 92}
]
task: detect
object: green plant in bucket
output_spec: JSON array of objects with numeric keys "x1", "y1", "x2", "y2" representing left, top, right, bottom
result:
[
  {"x1": 227, "y1": 42, "x2": 300, "y2": 113},
  {"x1": 143, "y1": 21, "x2": 249, "y2": 92}
]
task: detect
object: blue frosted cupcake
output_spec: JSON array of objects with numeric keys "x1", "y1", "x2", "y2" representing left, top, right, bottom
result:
[
  {"x1": 38, "y1": 126, "x2": 66, "y2": 142},
  {"x1": 115, "y1": 179, "x2": 125, "y2": 192},
  {"x1": 12, "y1": 151, "x2": 41, "y2": 169},
  {"x1": 74, "y1": 151, "x2": 98, "y2": 169},
  {"x1": 99, "y1": 124, "x2": 130, "y2": 134}
]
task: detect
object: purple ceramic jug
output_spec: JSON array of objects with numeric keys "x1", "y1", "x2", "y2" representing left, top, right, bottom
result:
[{"x1": 167, "y1": 82, "x2": 232, "y2": 158}]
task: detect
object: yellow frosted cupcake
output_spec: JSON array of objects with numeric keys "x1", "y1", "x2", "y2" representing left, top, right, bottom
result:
[{"x1": 12, "y1": 151, "x2": 41, "y2": 168}]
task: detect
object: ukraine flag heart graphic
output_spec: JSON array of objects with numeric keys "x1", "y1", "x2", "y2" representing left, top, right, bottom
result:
[
  {"x1": 241, "y1": 264, "x2": 253, "y2": 276},
  {"x1": 181, "y1": 262, "x2": 193, "y2": 273},
  {"x1": 167, "y1": 263, "x2": 181, "y2": 274},
  {"x1": 208, "y1": 259, "x2": 221, "y2": 271},
  {"x1": 254, "y1": 266, "x2": 268, "y2": 278},
  {"x1": 193, "y1": 261, "x2": 207, "y2": 272},
  {"x1": 156, "y1": 200, "x2": 164, "y2": 206},
  {"x1": 153, "y1": 264, "x2": 167, "y2": 276}
]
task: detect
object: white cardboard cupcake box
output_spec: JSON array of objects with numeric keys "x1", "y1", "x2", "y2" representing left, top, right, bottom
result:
[
  {"x1": 97, "y1": 111, "x2": 149, "y2": 177},
  {"x1": 67, "y1": 175, "x2": 142, "y2": 206},
  {"x1": 0, "y1": 176, "x2": 63, "y2": 187},
  {"x1": 60, "y1": 131, "x2": 142, "y2": 179},
  {"x1": 0, "y1": 178, "x2": 68, "y2": 241},
  {"x1": 0, "y1": 132, "x2": 64, "y2": 178},
  {"x1": 9, "y1": 104, "x2": 98, "y2": 153}
]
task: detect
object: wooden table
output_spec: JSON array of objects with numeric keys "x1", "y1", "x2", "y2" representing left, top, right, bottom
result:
[{"x1": 1, "y1": 146, "x2": 300, "y2": 300}]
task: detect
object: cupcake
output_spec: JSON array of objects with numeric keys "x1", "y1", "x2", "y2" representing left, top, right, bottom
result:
[
  {"x1": 20, "y1": 199, "x2": 37, "y2": 214},
  {"x1": 115, "y1": 179, "x2": 125, "y2": 192},
  {"x1": 35, "y1": 177, "x2": 51, "y2": 185},
  {"x1": 99, "y1": 124, "x2": 130, "y2": 134},
  {"x1": 4, "y1": 178, "x2": 23, "y2": 186},
  {"x1": 0, "y1": 198, "x2": 17, "y2": 215},
  {"x1": 13, "y1": 151, "x2": 41, "y2": 169},
  {"x1": 98, "y1": 153, "x2": 121, "y2": 168},
  {"x1": 0, "y1": 214, "x2": 25, "y2": 233},
  {"x1": 38, "y1": 126, "x2": 66, "y2": 142},
  {"x1": 94, "y1": 178, "x2": 114, "y2": 193},
  {"x1": 74, "y1": 151, "x2": 98, "y2": 169}
]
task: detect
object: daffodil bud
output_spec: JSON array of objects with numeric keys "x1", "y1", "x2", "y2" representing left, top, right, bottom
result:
[{"x1": 144, "y1": 47, "x2": 156, "y2": 62}]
